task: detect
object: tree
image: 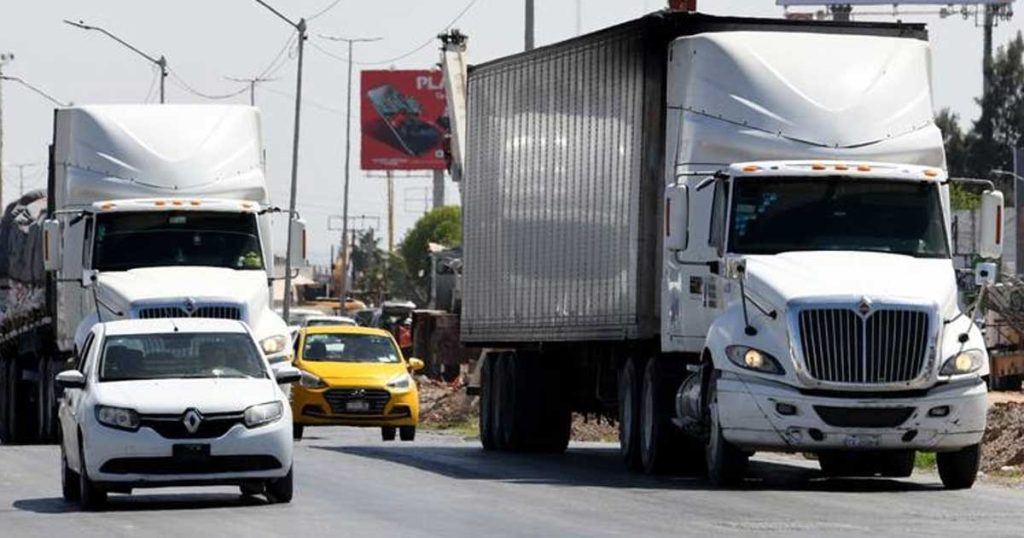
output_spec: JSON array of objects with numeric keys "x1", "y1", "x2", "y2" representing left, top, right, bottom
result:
[
  {"x1": 968, "y1": 32, "x2": 1024, "y2": 189},
  {"x1": 935, "y1": 108, "x2": 970, "y2": 178},
  {"x1": 397, "y1": 206, "x2": 461, "y2": 304}
]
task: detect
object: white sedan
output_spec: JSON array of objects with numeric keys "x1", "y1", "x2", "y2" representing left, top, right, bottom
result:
[{"x1": 56, "y1": 318, "x2": 301, "y2": 510}]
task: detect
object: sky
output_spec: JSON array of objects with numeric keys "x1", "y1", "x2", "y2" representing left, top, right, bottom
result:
[{"x1": 0, "y1": 0, "x2": 1021, "y2": 263}]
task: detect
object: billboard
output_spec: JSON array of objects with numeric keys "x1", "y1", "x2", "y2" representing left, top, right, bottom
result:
[
  {"x1": 361, "y1": 70, "x2": 448, "y2": 170},
  {"x1": 778, "y1": 0, "x2": 1011, "y2": 5}
]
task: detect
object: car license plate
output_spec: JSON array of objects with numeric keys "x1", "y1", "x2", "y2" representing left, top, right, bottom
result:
[
  {"x1": 173, "y1": 443, "x2": 211, "y2": 462},
  {"x1": 843, "y1": 434, "x2": 880, "y2": 449},
  {"x1": 346, "y1": 400, "x2": 370, "y2": 412}
]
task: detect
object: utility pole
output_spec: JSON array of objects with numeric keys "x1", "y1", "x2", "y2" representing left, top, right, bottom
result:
[
  {"x1": 983, "y1": 3, "x2": 995, "y2": 96},
  {"x1": 63, "y1": 20, "x2": 167, "y2": 103},
  {"x1": 387, "y1": 171, "x2": 395, "y2": 253},
  {"x1": 7, "y1": 163, "x2": 39, "y2": 197},
  {"x1": 0, "y1": 52, "x2": 12, "y2": 212},
  {"x1": 525, "y1": 0, "x2": 535, "y2": 51},
  {"x1": 318, "y1": 35, "x2": 381, "y2": 312},
  {"x1": 432, "y1": 170, "x2": 445, "y2": 208},
  {"x1": 225, "y1": 76, "x2": 277, "y2": 106},
  {"x1": 253, "y1": 0, "x2": 307, "y2": 322}
]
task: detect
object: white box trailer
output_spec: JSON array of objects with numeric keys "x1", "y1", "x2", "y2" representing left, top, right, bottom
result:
[{"x1": 461, "y1": 12, "x2": 1001, "y2": 488}]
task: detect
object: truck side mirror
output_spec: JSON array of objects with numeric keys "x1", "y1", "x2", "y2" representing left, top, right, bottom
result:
[
  {"x1": 975, "y1": 261, "x2": 997, "y2": 287},
  {"x1": 979, "y1": 190, "x2": 1004, "y2": 259},
  {"x1": 42, "y1": 219, "x2": 62, "y2": 272},
  {"x1": 289, "y1": 219, "x2": 307, "y2": 266},
  {"x1": 665, "y1": 184, "x2": 689, "y2": 251}
]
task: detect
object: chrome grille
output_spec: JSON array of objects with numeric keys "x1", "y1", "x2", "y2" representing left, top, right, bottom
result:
[
  {"x1": 798, "y1": 308, "x2": 930, "y2": 384},
  {"x1": 137, "y1": 305, "x2": 242, "y2": 321}
]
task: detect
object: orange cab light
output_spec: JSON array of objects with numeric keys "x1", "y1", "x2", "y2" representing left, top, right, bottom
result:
[
  {"x1": 857, "y1": 164, "x2": 872, "y2": 172},
  {"x1": 811, "y1": 163, "x2": 826, "y2": 171},
  {"x1": 834, "y1": 164, "x2": 849, "y2": 171},
  {"x1": 154, "y1": 200, "x2": 166, "y2": 207},
  {"x1": 241, "y1": 202, "x2": 253, "y2": 209},
  {"x1": 100, "y1": 202, "x2": 116, "y2": 210},
  {"x1": 190, "y1": 200, "x2": 201, "y2": 206},
  {"x1": 923, "y1": 169, "x2": 939, "y2": 178},
  {"x1": 742, "y1": 165, "x2": 761, "y2": 173},
  {"x1": 172, "y1": 200, "x2": 184, "y2": 207}
]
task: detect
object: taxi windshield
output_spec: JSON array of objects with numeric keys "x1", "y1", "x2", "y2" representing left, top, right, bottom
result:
[{"x1": 301, "y1": 333, "x2": 400, "y2": 364}]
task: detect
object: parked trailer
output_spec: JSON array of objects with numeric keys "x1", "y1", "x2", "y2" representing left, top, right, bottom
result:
[{"x1": 459, "y1": 11, "x2": 1000, "y2": 488}]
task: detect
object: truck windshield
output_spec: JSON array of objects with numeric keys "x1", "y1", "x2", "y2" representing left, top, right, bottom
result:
[
  {"x1": 92, "y1": 211, "x2": 263, "y2": 271},
  {"x1": 728, "y1": 178, "x2": 949, "y2": 258},
  {"x1": 99, "y1": 332, "x2": 267, "y2": 381}
]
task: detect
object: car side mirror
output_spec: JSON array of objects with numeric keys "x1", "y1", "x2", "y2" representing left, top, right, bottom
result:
[
  {"x1": 979, "y1": 189, "x2": 1004, "y2": 260},
  {"x1": 275, "y1": 366, "x2": 302, "y2": 385},
  {"x1": 55, "y1": 370, "x2": 86, "y2": 389},
  {"x1": 408, "y1": 358, "x2": 425, "y2": 372},
  {"x1": 43, "y1": 219, "x2": 62, "y2": 272}
]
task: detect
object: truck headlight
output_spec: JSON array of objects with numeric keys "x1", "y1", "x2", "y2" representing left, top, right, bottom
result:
[
  {"x1": 244, "y1": 401, "x2": 283, "y2": 428},
  {"x1": 386, "y1": 373, "x2": 413, "y2": 392},
  {"x1": 725, "y1": 346, "x2": 784, "y2": 375},
  {"x1": 95, "y1": 405, "x2": 140, "y2": 431},
  {"x1": 260, "y1": 334, "x2": 289, "y2": 355},
  {"x1": 940, "y1": 349, "x2": 984, "y2": 376},
  {"x1": 299, "y1": 370, "x2": 327, "y2": 389}
]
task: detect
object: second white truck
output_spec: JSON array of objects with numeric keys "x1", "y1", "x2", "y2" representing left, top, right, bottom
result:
[{"x1": 456, "y1": 11, "x2": 1001, "y2": 488}]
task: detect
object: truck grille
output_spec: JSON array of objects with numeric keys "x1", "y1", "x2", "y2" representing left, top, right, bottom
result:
[
  {"x1": 797, "y1": 308, "x2": 930, "y2": 384},
  {"x1": 323, "y1": 388, "x2": 390, "y2": 415},
  {"x1": 137, "y1": 305, "x2": 243, "y2": 321}
]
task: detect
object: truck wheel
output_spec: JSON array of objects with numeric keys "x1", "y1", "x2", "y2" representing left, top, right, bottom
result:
[
  {"x1": 78, "y1": 441, "x2": 107, "y2": 511},
  {"x1": 292, "y1": 424, "x2": 304, "y2": 441},
  {"x1": 400, "y1": 426, "x2": 416, "y2": 441},
  {"x1": 705, "y1": 376, "x2": 748, "y2": 487},
  {"x1": 937, "y1": 444, "x2": 981, "y2": 490},
  {"x1": 381, "y1": 426, "x2": 397, "y2": 441},
  {"x1": 639, "y1": 358, "x2": 674, "y2": 474},
  {"x1": 498, "y1": 353, "x2": 524, "y2": 450},
  {"x1": 61, "y1": 444, "x2": 80, "y2": 503},
  {"x1": 479, "y1": 353, "x2": 497, "y2": 450},
  {"x1": 878, "y1": 450, "x2": 915, "y2": 478},
  {"x1": 491, "y1": 353, "x2": 509, "y2": 450},
  {"x1": 619, "y1": 358, "x2": 644, "y2": 470}
]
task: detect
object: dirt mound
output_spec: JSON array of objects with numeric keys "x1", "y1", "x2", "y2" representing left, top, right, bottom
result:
[{"x1": 982, "y1": 401, "x2": 1024, "y2": 472}]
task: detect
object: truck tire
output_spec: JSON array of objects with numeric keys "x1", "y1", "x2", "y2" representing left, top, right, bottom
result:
[
  {"x1": 878, "y1": 450, "x2": 915, "y2": 478},
  {"x1": 705, "y1": 375, "x2": 748, "y2": 487},
  {"x1": 618, "y1": 357, "x2": 644, "y2": 470},
  {"x1": 492, "y1": 352, "x2": 510, "y2": 450},
  {"x1": 500, "y1": 353, "x2": 527, "y2": 450},
  {"x1": 479, "y1": 353, "x2": 497, "y2": 450},
  {"x1": 937, "y1": 444, "x2": 980, "y2": 490}
]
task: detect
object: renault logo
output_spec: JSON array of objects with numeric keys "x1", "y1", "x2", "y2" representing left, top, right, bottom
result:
[
  {"x1": 857, "y1": 297, "x2": 872, "y2": 316},
  {"x1": 183, "y1": 297, "x2": 197, "y2": 315},
  {"x1": 182, "y1": 408, "x2": 203, "y2": 434}
]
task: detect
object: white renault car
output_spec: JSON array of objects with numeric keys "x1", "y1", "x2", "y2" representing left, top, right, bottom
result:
[{"x1": 56, "y1": 318, "x2": 301, "y2": 510}]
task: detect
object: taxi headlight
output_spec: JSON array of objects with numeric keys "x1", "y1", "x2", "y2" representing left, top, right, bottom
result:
[
  {"x1": 244, "y1": 401, "x2": 283, "y2": 428},
  {"x1": 299, "y1": 370, "x2": 327, "y2": 389},
  {"x1": 386, "y1": 373, "x2": 413, "y2": 392},
  {"x1": 940, "y1": 349, "x2": 984, "y2": 376}
]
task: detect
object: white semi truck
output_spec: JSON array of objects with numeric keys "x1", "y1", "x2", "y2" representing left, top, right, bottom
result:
[
  {"x1": 455, "y1": 12, "x2": 1002, "y2": 488},
  {"x1": 0, "y1": 105, "x2": 304, "y2": 442}
]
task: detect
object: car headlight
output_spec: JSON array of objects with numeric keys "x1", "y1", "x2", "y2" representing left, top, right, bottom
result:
[
  {"x1": 940, "y1": 349, "x2": 985, "y2": 376},
  {"x1": 725, "y1": 346, "x2": 784, "y2": 375},
  {"x1": 95, "y1": 405, "x2": 140, "y2": 431},
  {"x1": 299, "y1": 370, "x2": 327, "y2": 389},
  {"x1": 244, "y1": 401, "x2": 283, "y2": 428},
  {"x1": 386, "y1": 373, "x2": 413, "y2": 392},
  {"x1": 260, "y1": 334, "x2": 289, "y2": 355}
]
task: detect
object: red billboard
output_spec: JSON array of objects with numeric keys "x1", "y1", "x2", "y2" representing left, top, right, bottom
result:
[{"x1": 361, "y1": 70, "x2": 448, "y2": 170}]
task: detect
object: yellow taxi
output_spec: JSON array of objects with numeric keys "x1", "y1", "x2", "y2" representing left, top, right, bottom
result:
[{"x1": 291, "y1": 325, "x2": 423, "y2": 441}]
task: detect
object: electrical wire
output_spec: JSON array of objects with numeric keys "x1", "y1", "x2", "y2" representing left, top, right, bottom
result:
[
  {"x1": 168, "y1": 70, "x2": 251, "y2": 100},
  {"x1": 143, "y1": 65, "x2": 160, "y2": 103},
  {"x1": 261, "y1": 85, "x2": 345, "y2": 115},
  {"x1": 313, "y1": 0, "x2": 479, "y2": 65},
  {"x1": 307, "y1": 0, "x2": 344, "y2": 21}
]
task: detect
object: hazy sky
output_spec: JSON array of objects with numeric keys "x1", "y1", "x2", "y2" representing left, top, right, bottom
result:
[{"x1": 1, "y1": 0, "x2": 1020, "y2": 262}]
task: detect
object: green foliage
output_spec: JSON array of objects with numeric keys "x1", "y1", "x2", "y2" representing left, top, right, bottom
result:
[
  {"x1": 398, "y1": 206, "x2": 462, "y2": 304},
  {"x1": 949, "y1": 183, "x2": 981, "y2": 211}
]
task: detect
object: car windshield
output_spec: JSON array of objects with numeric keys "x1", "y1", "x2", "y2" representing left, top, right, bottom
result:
[
  {"x1": 92, "y1": 211, "x2": 264, "y2": 271},
  {"x1": 728, "y1": 177, "x2": 950, "y2": 258},
  {"x1": 302, "y1": 333, "x2": 400, "y2": 363},
  {"x1": 99, "y1": 332, "x2": 267, "y2": 381}
]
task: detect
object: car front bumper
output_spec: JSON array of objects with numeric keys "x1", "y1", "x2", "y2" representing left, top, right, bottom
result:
[
  {"x1": 292, "y1": 385, "x2": 418, "y2": 427},
  {"x1": 82, "y1": 413, "x2": 293, "y2": 485},
  {"x1": 716, "y1": 371, "x2": 987, "y2": 452}
]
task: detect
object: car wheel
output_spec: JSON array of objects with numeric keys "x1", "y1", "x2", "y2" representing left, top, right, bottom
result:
[
  {"x1": 400, "y1": 426, "x2": 416, "y2": 441},
  {"x1": 292, "y1": 424, "x2": 304, "y2": 441},
  {"x1": 937, "y1": 444, "x2": 981, "y2": 490},
  {"x1": 78, "y1": 441, "x2": 107, "y2": 511},
  {"x1": 61, "y1": 444, "x2": 80, "y2": 503},
  {"x1": 381, "y1": 426, "x2": 397, "y2": 441},
  {"x1": 265, "y1": 466, "x2": 293, "y2": 504}
]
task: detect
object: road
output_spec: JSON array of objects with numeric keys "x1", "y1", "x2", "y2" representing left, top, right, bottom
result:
[{"x1": 1, "y1": 427, "x2": 1022, "y2": 537}]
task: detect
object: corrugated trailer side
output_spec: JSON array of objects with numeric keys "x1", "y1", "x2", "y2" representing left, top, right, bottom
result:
[{"x1": 461, "y1": 18, "x2": 665, "y2": 344}]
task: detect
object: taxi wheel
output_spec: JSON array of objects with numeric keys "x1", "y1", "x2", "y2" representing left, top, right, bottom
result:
[
  {"x1": 400, "y1": 426, "x2": 416, "y2": 441},
  {"x1": 381, "y1": 426, "x2": 397, "y2": 441},
  {"x1": 292, "y1": 424, "x2": 304, "y2": 441}
]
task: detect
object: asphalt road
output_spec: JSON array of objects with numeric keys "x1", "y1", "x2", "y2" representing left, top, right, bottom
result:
[{"x1": 1, "y1": 427, "x2": 1022, "y2": 537}]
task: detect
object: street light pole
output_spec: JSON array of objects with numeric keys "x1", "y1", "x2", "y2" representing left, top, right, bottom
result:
[
  {"x1": 63, "y1": 20, "x2": 167, "y2": 103},
  {"x1": 253, "y1": 0, "x2": 307, "y2": 323},
  {"x1": 319, "y1": 35, "x2": 381, "y2": 313},
  {"x1": 0, "y1": 52, "x2": 12, "y2": 212}
]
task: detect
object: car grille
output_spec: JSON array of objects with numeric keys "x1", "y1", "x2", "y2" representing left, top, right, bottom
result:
[
  {"x1": 137, "y1": 305, "x2": 243, "y2": 320},
  {"x1": 323, "y1": 388, "x2": 390, "y2": 415},
  {"x1": 798, "y1": 308, "x2": 930, "y2": 384},
  {"x1": 814, "y1": 406, "x2": 915, "y2": 428},
  {"x1": 101, "y1": 455, "x2": 281, "y2": 475},
  {"x1": 139, "y1": 412, "x2": 245, "y2": 439}
]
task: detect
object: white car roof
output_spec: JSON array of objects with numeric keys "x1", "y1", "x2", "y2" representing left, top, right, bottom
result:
[
  {"x1": 305, "y1": 316, "x2": 355, "y2": 323},
  {"x1": 101, "y1": 318, "x2": 249, "y2": 336}
]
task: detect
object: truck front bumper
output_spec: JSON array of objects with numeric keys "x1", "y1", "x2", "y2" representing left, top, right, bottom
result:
[{"x1": 717, "y1": 371, "x2": 987, "y2": 453}]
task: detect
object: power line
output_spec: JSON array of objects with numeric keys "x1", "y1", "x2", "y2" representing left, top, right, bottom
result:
[
  {"x1": 168, "y1": 70, "x2": 250, "y2": 100},
  {"x1": 313, "y1": 0, "x2": 479, "y2": 65},
  {"x1": 143, "y1": 65, "x2": 160, "y2": 103},
  {"x1": 261, "y1": 85, "x2": 345, "y2": 115},
  {"x1": 307, "y1": 0, "x2": 344, "y2": 21}
]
